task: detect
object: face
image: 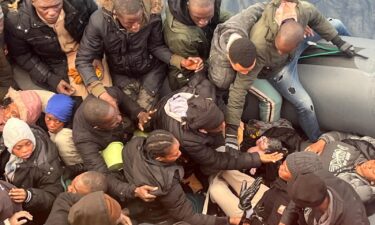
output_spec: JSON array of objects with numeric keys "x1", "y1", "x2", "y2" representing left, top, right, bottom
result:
[
  {"x1": 157, "y1": 139, "x2": 182, "y2": 164},
  {"x1": 3, "y1": 103, "x2": 20, "y2": 122},
  {"x1": 188, "y1": 4, "x2": 214, "y2": 28},
  {"x1": 45, "y1": 113, "x2": 65, "y2": 134},
  {"x1": 67, "y1": 174, "x2": 91, "y2": 194},
  {"x1": 116, "y1": 9, "x2": 144, "y2": 33},
  {"x1": 357, "y1": 160, "x2": 375, "y2": 182},
  {"x1": 96, "y1": 106, "x2": 122, "y2": 130},
  {"x1": 230, "y1": 58, "x2": 256, "y2": 75},
  {"x1": 12, "y1": 139, "x2": 34, "y2": 159},
  {"x1": 278, "y1": 160, "x2": 292, "y2": 181},
  {"x1": 256, "y1": 136, "x2": 269, "y2": 151},
  {"x1": 32, "y1": 0, "x2": 63, "y2": 24}
]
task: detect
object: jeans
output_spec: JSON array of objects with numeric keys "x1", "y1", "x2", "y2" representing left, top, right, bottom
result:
[{"x1": 268, "y1": 18, "x2": 350, "y2": 141}]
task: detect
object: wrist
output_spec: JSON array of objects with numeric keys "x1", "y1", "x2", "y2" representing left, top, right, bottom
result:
[{"x1": 331, "y1": 35, "x2": 345, "y2": 48}]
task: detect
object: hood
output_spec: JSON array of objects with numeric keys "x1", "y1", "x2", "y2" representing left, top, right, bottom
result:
[
  {"x1": 122, "y1": 137, "x2": 184, "y2": 196},
  {"x1": 163, "y1": 92, "x2": 195, "y2": 125},
  {"x1": 168, "y1": 0, "x2": 222, "y2": 26}
]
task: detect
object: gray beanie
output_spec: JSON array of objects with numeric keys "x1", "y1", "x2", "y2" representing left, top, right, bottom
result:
[
  {"x1": 3, "y1": 118, "x2": 36, "y2": 153},
  {"x1": 285, "y1": 151, "x2": 323, "y2": 178}
]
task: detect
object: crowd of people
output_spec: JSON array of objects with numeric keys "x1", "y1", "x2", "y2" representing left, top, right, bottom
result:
[{"x1": 0, "y1": 0, "x2": 373, "y2": 224}]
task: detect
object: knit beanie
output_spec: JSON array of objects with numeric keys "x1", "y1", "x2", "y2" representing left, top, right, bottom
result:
[
  {"x1": 6, "y1": 87, "x2": 42, "y2": 124},
  {"x1": 287, "y1": 173, "x2": 328, "y2": 208},
  {"x1": 3, "y1": 117, "x2": 36, "y2": 153},
  {"x1": 186, "y1": 96, "x2": 224, "y2": 130},
  {"x1": 45, "y1": 94, "x2": 75, "y2": 123},
  {"x1": 285, "y1": 151, "x2": 323, "y2": 178}
]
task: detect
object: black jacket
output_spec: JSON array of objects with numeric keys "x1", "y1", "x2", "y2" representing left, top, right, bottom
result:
[
  {"x1": 44, "y1": 192, "x2": 83, "y2": 225},
  {"x1": 122, "y1": 136, "x2": 229, "y2": 225},
  {"x1": 76, "y1": 5, "x2": 172, "y2": 94},
  {"x1": 4, "y1": 0, "x2": 97, "y2": 91},
  {"x1": 0, "y1": 126, "x2": 64, "y2": 225},
  {"x1": 153, "y1": 91, "x2": 262, "y2": 176}
]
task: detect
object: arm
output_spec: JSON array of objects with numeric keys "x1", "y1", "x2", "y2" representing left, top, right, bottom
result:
[
  {"x1": 305, "y1": 3, "x2": 338, "y2": 41},
  {"x1": 44, "y1": 192, "x2": 82, "y2": 225},
  {"x1": 106, "y1": 173, "x2": 138, "y2": 202},
  {"x1": 75, "y1": 141, "x2": 108, "y2": 173},
  {"x1": 279, "y1": 201, "x2": 303, "y2": 225},
  {"x1": 106, "y1": 87, "x2": 144, "y2": 121}
]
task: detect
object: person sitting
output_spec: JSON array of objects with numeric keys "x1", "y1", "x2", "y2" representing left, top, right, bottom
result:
[
  {"x1": 72, "y1": 86, "x2": 157, "y2": 203},
  {"x1": 163, "y1": 0, "x2": 230, "y2": 90},
  {"x1": 45, "y1": 94, "x2": 83, "y2": 168},
  {"x1": 153, "y1": 91, "x2": 283, "y2": 188},
  {"x1": 5, "y1": 0, "x2": 100, "y2": 96},
  {"x1": 122, "y1": 129, "x2": 243, "y2": 225},
  {"x1": 0, "y1": 118, "x2": 63, "y2": 225},
  {"x1": 306, "y1": 131, "x2": 375, "y2": 203},
  {"x1": 285, "y1": 172, "x2": 369, "y2": 225},
  {"x1": 76, "y1": 0, "x2": 202, "y2": 111}
]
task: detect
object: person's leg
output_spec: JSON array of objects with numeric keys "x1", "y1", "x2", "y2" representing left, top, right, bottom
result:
[
  {"x1": 249, "y1": 79, "x2": 282, "y2": 122},
  {"x1": 327, "y1": 18, "x2": 351, "y2": 36}
]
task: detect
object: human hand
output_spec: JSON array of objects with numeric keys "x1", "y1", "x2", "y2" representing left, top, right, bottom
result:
[
  {"x1": 229, "y1": 217, "x2": 244, "y2": 225},
  {"x1": 99, "y1": 91, "x2": 118, "y2": 110},
  {"x1": 9, "y1": 188, "x2": 27, "y2": 203},
  {"x1": 259, "y1": 152, "x2": 283, "y2": 163},
  {"x1": 304, "y1": 25, "x2": 314, "y2": 38},
  {"x1": 339, "y1": 42, "x2": 355, "y2": 58},
  {"x1": 56, "y1": 80, "x2": 75, "y2": 95},
  {"x1": 305, "y1": 139, "x2": 326, "y2": 155},
  {"x1": 116, "y1": 213, "x2": 132, "y2": 225},
  {"x1": 8, "y1": 211, "x2": 33, "y2": 225},
  {"x1": 134, "y1": 185, "x2": 158, "y2": 202},
  {"x1": 137, "y1": 109, "x2": 157, "y2": 131},
  {"x1": 181, "y1": 57, "x2": 204, "y2": 72}
]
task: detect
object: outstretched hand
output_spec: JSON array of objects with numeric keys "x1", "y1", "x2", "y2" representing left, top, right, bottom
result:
[
  {"x1": 305, "y1": 139, "x2": 326, "y2": 155},
  {"x1": 259, "y1": 152, "x2": 283, "y2": 163},
  {"x1": 180, "y1": 57, "x2": 204, "y2": 72},
  {"x1": 134, "y1": 185, "x2": 158, "y2": 202},
  {"x1": 137, "y1": 109, "x2": 157, "y2": 131},
  {"x1": 56, "y1": 80, "x2": 75, "y2": 95},
  {"x1": 9, "y1": 211, "x2": 33, "y2": 225}
]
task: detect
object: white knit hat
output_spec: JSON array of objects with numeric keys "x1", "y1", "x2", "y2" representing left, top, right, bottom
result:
[{"x1": 3, "y1": 118, "x2": 36, "y2": 153}]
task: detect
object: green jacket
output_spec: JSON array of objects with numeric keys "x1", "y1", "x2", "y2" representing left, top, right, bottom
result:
[
  {"x1": 163, "y1": 0, "x2": 230, "y2": 90},
  {"x1": 226, "y1": 0, "x2": 339, "y2": 128}
]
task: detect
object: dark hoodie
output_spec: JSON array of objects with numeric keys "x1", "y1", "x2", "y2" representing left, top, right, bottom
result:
[
  {"x1": 0, "y1": 181, "x2": 22, "y2": 225},
  {"x1": 122, "y1": 136, "x2": 230, "y2": 225}
]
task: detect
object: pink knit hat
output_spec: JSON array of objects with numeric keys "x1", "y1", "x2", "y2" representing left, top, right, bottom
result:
[{"x1": 6, "y1": 87, "x2": 42, "y2": 124}]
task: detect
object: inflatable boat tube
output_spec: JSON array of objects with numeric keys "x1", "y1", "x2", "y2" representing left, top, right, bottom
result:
[{"x1": 242, "y1": 36, "x2": 375, "y2": 137}]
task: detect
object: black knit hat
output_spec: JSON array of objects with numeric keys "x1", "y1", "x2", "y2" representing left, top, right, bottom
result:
[
  {"x1": 285, "y1": 152, "x2": 323, "y2": 178},
  {"x1": 186, "y1": 96, "x2": 224, "y2": 130},
  {"x1": 287, "y1": 173, "x2": 328, "y2": 208}
]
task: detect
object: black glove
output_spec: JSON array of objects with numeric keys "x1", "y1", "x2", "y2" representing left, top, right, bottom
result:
[
  {"x1": 225, "y1": 124, "x2": 239, "y2": 152},
  {"x1": 238, "y1": 177, "x2": 263, "y2": 211},
  {"x1": 331, "y1": 35, "x2": 355, "y2": 58}
]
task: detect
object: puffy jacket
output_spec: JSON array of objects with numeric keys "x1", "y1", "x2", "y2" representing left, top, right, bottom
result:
[
  {"x1": 4, "y1": 0, "x2": 97, "y2": 91},
  {"x1": 224, "y1": 0, "x2": 339, "y2": 128},
  {"x1": 0, "y1": 126, "x2": 64, "y2": 225},
  {"x1": 163, "y1": 0, "x2": 230, "y2": 90},
  {"x1": 76, "y1": 0, "x2": 177, "y2": 95},
  {"x1": 122, "y1": 136, "x2": 229, "y2": 225},
  {"x1": 153, "y1": 91, "x2": 262, "y2": 176}
]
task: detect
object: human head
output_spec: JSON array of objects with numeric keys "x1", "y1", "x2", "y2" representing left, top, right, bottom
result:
[
  {"x1": 32, "y1": 0, "x2": 63, "y2": 24},
  {"x1": 288, "y1": 173, "x2": 329, "y2": 210},
  {"x1": 187, "y1": 0, "x2": 215, "y2": 28},
  {"x1": 83, "y1": 98, "x2": 122, "y2": 130},
  {"x1": 356, "y1": 160, "x2": 375, "y2": 183},
  {"x1": 255, "y1": 136, "x2": 283, "y2": 152},
  {"x1": 3, "y1": 88, "x2": 42, "y2": 125},
  {"x1": 45, "y1": 94, "x2": 75, "y2": 133},
  {"x1": 3, "y1": 118, "x2": 36, "y2": 159},
  {"x1": 186, "y1": 96, "x2": 224, "y2": 133},
  {"x1": 145, "y1": 130, "x2": 181, "y2": 164},
  {"x1": 228, "y1": 38, "x2": 257, "y2": 75},
  {"x1": 68, "y1": 191, "x2": 122, "y2": 225},
  {"x1": 275, "y1": 19, "x2": 304, "y2": 55},
  {"x1": 113, "y1": 0, "x2": 144, "y2": 33},
  {"x1": 279, "y1": 151, "x2": 323, "y2": 181},
  {"x1": 68, "y1": 171, "x2": 108, "y2": 195}
]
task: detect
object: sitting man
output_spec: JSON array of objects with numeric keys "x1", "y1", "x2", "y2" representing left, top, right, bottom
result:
[
  {"x1": 286, "y1": 173, "x2": 369, "y2": 225},
  {"x1": 306, "y1": 131, "x2": 375, "y2": 203},
  {"x1": 153, "y1": 91, "x2": 283, "y2": 187},
  {"x1": 72, "y1": 86, "x2": 156, "y2": 203},
  {"x1": 163, "y1": 0, "x2": 230, "y2": 90},
  {"x1": 76, "y1": 0, "x2": 202, "y2": 111},
  {"x1": 122, "y1": 129, "x2": 242, "y2": 225},
  {"x1": 5, "y1": 0, "x2": 99, "y2": 95}
]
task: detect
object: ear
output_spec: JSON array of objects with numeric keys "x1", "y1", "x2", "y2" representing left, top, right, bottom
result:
[{"x1": 199, "y1": 129, "x2": 208, "y2": 134}]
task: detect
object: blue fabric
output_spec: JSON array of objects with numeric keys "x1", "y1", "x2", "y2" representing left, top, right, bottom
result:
[
  {"x1": 45, "y1": 94, "x2": 74, "y2": 123},
  {"x1": 267, "y1": 19, "x2": 350, "y2": 141}
]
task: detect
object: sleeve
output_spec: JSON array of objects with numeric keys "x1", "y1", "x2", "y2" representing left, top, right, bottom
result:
[
  {"x1": 76, "y1": 11, "x2": 105, "y2": 86},
  {"x1": 106, "y1": 172, "x2": 137, "y2": 202},
  {"x1": 279, "y1": 201, "x2": 304, "y2": 225},
  {"x1": 158, "y1": 177, "x2": 229, "y2": 225},
  {"x1": 305, "y1": 3, "x2": 338, "y2": 41},
  {"x1": 106, "y1": 87, "x2": 144, "y2": 121},
  {"x1": 75, "y1": 140, "x2": 108, "y2": 173},
  {"x1": 5, "y1": 20, "x2": 62, "y2": 90},
  {"x1": 147, "y1": 14, "x2": 174, "y2": 65},
  {"x1": 319, "y1": 131, "x2": 359, "y2": 144},
  {"x1": 44, "y1": 192, "x2": 82, "y2": 225},
  {"x1": 218, "y1": 10, "x2": 232, "y2": 23}
]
